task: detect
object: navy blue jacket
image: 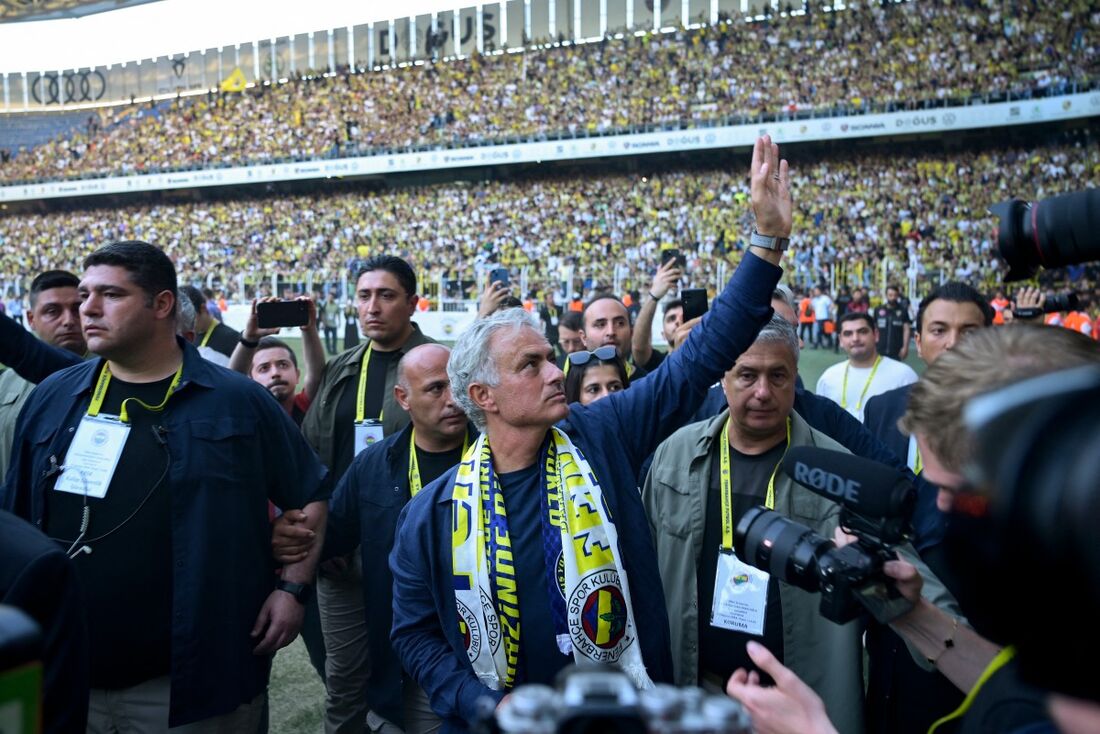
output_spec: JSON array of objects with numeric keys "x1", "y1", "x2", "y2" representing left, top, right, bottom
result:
[
  {"x1": 864, "y1": 384, "x2": 946, "y2": 553},
  {"x1": 1, "y1": 339, "x2": 328, "y2": 726},
  {"x1": 389, "y1": 253, "x2": 781, "y2": 731},
  {"x1": 0, "y1": 311, "x2": 82, "y2": 384},
  {"x1": 325, "y1": 421, "x2": 478, "y2": 729}
]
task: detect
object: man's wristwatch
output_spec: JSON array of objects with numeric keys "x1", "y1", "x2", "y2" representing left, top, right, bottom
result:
[
  {"x1": 239, "y1": 335, "x2": 260, "y2": 349},
  {"x1": 275, "y1": 579, "x2": 313, "y2": 605},
  {"x1": 750, "y1": 229, "x2": 791, "y2": 253}
]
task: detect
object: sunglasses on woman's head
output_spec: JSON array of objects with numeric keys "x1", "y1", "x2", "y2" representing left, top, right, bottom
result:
[{"x1": 564, "y1": 345, "x2": 620, "y2": 374}]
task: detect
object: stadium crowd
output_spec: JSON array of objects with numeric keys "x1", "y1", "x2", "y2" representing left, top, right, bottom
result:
[
  {"x1": 2, "y1": 137, "x2": 1099, "y2": 734},
  {"x1": 2, "y1": 136, "x2": 1096, "y2": 301},
  {"x1": 1, "y1": 0, "x2": 1096, "y2": 184}
]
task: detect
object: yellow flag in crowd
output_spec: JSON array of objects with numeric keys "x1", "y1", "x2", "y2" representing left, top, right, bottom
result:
[{"x1": 220, "y1": 67, "x2": 247, "y2": 93}]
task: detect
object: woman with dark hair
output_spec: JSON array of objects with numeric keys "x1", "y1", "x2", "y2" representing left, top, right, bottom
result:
[{"x1": 564, "y1": 345, "x2": 631, "y2": 405}]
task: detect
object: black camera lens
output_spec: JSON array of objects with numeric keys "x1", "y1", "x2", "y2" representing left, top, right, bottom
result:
[
  {"x1": 735, "y1": 507, "x2": 834, "y2": 594},
  {"x1": 990, "y1": 189, "x2": 1100, "y2": 282},
  {"x1": 1042, "y1": 292, "x2": 1080, "y2": 314}
]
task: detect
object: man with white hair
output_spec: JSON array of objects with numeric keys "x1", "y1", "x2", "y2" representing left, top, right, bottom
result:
[{"x1": 390, "y1": 136, "x2": 790, "y2": 730}]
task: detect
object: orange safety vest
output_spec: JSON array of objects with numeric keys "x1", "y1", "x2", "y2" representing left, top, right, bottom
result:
[
  {"x1": 799, "y1": 298, "x2": 815, "y2": 324},
  {"x1": 1063, "y1": 311, "x2": 1092, "y2": 335},
  {"x1": 990, "y1": 297, "x2": 1009, "y2": 326},
  {"x1": 417, "y1": 296, "x2": 431, "y2": 311}
]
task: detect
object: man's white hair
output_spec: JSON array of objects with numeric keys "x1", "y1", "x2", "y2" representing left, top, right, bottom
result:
[{"x1": 448, "y1": 308, "x2": 542, "y2": 430}]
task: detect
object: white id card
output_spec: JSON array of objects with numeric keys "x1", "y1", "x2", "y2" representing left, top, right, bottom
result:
[
  {"x1": 711, "y1": 549, "x2": 770, "y2": 636},
  {"x1": 550, "y1": 316, "x2": 559, "y2": 326},
  {"x1": 54, "y1": 415, "x2": 130, "y2": 499},
  {"x1": 354, "y1": 419, "x2": 384, "y2": 456}
]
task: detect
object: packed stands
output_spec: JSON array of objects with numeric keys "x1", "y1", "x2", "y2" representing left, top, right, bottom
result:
[
  {"x1": 3, "y1": 136, "x2": 1096, "y2": 298},
  {"x1": 1, "y1": 0, "x2": 1096, "y2": 184}
]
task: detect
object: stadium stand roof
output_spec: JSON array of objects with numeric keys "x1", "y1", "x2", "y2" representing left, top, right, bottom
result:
[{"x1": 0, "y1": 0, "x2": 161, "y2": 24}]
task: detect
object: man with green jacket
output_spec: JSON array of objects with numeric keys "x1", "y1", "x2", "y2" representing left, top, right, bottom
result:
[
  {"x1": 300, "y1": 255, "x2": 435, "y2": 734},
  {"x1": 642, "y1": 314, "x2": 956, "y2": 734}
]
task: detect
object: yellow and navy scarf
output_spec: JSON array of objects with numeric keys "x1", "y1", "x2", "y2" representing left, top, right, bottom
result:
[{"x1": 451, "y1": 427, "x2": 652, "y2": 691}]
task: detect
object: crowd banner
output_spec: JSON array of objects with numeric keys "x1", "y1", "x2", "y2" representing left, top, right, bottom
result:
[{"x1": 2, "y1": 91, "x2": 1097, "y2": 204}]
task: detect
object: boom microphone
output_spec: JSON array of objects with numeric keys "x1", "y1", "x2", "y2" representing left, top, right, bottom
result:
[{"x1": 781, "y1": 447, "x2": 915, "y2": 522}]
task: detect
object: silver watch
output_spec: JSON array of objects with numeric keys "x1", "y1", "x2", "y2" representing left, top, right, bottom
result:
[{"x1": 750, "y1": 229, "x2": 790, "y2": 252}]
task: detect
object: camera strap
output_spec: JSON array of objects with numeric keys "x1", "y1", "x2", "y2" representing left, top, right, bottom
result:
[{"x1": 718, "y1": 416, "x2": 791, "y2": 551}]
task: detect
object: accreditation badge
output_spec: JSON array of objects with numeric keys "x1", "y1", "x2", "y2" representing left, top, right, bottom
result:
[
  {"x1": 711, "y1": 548, "x2": 769, "y2": 636},
  {"x1": 354, "y1": 419, "x2": 384, "y2": 456},
  {"x1": 54, "y1": 415, "x2": 130, "y2": 499}
]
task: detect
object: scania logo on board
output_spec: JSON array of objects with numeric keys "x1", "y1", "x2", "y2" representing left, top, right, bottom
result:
[{"x1": 31, "y1": 70, "x2": 106, "y2": 105}]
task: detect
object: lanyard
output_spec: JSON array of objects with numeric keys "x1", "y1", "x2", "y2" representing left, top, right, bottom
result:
[
  {"x1": 355, "y1": 344, "x2": 384, "y2": 423},
  {"x1": 927, "y1": 646, "x2": 1016, "y2": 734},
  {"x1": 87, "y1": 362, "x2": 184, "y2": 424},
  {"x1": 199, "y1": 325, "x2": 215, "y2": 348},
  {"x1": 908, "y1": 435, "x2": 924, "y2": 475},
  {"x1": 841, "y1": 355, "x2": 882, "y2": 411},
  {"x1": 719, "y1": 416, "x2": 791, "y2": 551},
  {"x1": 408, "y1": 429, "x2": 470, "y2": 497}
]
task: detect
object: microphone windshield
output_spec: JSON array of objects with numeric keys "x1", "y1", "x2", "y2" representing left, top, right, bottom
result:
[{"x1": 781, "y1": 446, "x2": 913, "y2": 519}]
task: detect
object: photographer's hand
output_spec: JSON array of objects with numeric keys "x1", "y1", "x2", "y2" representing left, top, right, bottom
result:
[
  {"x1": 726, "y1": 641, "x2": 838, "y2": 734},
  {"x1": 883, "y1": 558, "x2": 923, "y2": 605},
  {"x1": 1013, "y1": 286, "x2": 1045, "y2": 323},
  {"x1": 886, "y1": 561, "x2": 1001, "y2": 694}
]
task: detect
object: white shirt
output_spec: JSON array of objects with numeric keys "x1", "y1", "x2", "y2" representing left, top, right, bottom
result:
[
  {"x1": 811, "y1": 294, "x2": 832, "y2": 320},
  {"x1": 815, "y1": 356, "x2": 918, "y2": 422}
]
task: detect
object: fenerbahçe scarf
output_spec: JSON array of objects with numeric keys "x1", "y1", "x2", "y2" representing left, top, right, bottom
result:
[{"x1": 451, "y1": 427, "x2": 653, "y2": 690}]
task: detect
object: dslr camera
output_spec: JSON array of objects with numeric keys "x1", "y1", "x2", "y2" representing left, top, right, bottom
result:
[
  {"x1": 990, "y1": 188, "x2": 1100, "y2": 281},
  {"x1": 482, "y1": 666, "x2": 752, "y2": 734},
  {"x1": 734, "y1": 448, "x2": 917, "y2": 625}
]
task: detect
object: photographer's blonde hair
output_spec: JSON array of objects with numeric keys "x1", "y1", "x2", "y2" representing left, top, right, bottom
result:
[{"x1": 901, "y1": 324, "x2": 1100, "y2": 472}]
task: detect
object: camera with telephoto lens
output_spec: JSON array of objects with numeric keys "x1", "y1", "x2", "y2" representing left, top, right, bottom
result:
[
  {"x1": 1012, "y1": 291, "x2": 1079, "y2": 320},
  {"x1": 734, "y1": 448, "x2": 917, "y2": 625},
  {"x1": 481, "y1": 666, "x2": 753, "y2": 734},
  {"x1": 990, "y1": 188, "x2": 1100, "y2": 281}
]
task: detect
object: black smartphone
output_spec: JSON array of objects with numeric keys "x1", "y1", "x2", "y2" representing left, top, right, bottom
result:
[
  {"x1": 681, "y1": 288, "x2": 709, "y2": 322},
  {"x1": 661, "y1": 248, "x2": 684, "y2": 268},
  {"x1": 489, "y1": 268, "x2": 510, "y2": 287},
  {"x1": 256, "y1": 300, "x2": 310, "y2": 329}
]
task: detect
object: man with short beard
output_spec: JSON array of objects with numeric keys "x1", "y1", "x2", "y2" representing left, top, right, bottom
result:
[
  {"x1": 229, "y1": 296, "x2": 325, "y2": 427},
  {"x1": 0, "y1": 270, "x2": 86, "y2": 480}
]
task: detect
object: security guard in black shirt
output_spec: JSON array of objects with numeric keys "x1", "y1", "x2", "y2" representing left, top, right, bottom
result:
[{"x1": 875, "y1": 286, "x2": 911, "y2": 360}]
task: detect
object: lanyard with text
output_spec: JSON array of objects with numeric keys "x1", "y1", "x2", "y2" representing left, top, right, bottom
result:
[
  {"x1": 355, "y1": 344, "x2": 385, "y2": 423},
  {"x1": 841, "y1": 355, "x2": 882, "y2": 412},
  {"x1": 711, "y1": 416, "x2": 791, "y2": 636},
  {"x1": 407, "y1": 430, "x2": 470, "y2": 497},
  {"x1": 87, "y1": 361, "x2": 184, "y2": 424},
  {"x1": 354, "y1": 344, "x2": 385, "y2": 455},
  {"x1": 56, "y1": 361, "x2": 183, "y2": 499},
  {"x1": 199, "y1": 325, "x2": 215, "y2": 348},
  {"x1": 719, "y1": 416, "x2": 792, "y2": 551}
]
